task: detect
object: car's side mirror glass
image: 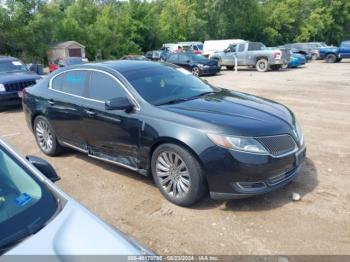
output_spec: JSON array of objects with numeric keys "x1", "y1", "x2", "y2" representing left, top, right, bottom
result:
[
  {"x1": 105, "y1": 97, "x2": 134, "y2": 111},
  {"x1": 26, "y1": 155, "x2": 61, "y2": 183}
]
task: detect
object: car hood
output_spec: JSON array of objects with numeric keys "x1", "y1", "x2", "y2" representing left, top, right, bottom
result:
[
  {"x1": 160, "y1": 89, "x2": 296, "y2": 137},
  {"x1": 0, "y1": 71, "x2": 41, "y2": 84},
  {"x1": 6, "y1": 200, "x2": 149, "y2": 255}
]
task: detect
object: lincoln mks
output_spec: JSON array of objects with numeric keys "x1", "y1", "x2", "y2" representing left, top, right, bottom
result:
[{"x1": 22, "y1": 61, "x2": 306, "y2": 206}]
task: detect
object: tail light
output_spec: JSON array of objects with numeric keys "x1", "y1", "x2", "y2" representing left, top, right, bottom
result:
[{"x1": 274, "y1": 51, "x2": 281, "y2": 59}]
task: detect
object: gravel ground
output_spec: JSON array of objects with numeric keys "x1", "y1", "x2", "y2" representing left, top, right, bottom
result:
[{"x1": 1, "y1": 61, "x2": 350, "y2": 255}]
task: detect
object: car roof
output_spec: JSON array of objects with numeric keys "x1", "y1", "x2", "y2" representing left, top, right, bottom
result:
[
  {"x1": 0, "y1": 56, "x2": 19, "y2": 62},
  {"x1": 71, "y1": 60, "x2": 168, "y2": 74}
]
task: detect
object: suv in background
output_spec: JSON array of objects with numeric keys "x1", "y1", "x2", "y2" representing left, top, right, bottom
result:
[
  {"x1": 49, "y1": 57, "x2": 88, "y2": 73},
  {"x1": 0, "y1": 56, "x2": 41, "y2": 107},
  {"x1": 319, "y1": 40, "x2": 350, "y2": 63},
  {"x1": 211, "y1": 42, "x2": 289, "y2": 72}
]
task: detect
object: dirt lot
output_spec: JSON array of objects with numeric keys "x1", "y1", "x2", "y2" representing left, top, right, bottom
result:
[{"x1": 1, "y1": 61, "x2": 350, "y2": 255}]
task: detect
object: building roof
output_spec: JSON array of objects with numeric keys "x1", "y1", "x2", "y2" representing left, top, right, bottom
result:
[{"x1": 52, "y1": 41, "x2": 85, "y2": 49}]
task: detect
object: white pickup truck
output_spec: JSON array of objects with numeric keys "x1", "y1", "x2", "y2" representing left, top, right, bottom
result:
[{"x1": 210, "y1": 41, "x2": 290, "y2": 72}]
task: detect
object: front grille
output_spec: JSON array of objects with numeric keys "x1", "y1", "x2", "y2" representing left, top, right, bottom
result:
[
  {"x1": 255, "y1": 134, "x2": 297, "y2": 157},
  {"x1": 4, "y1": 80, "x2": 36, "y2": 92}
]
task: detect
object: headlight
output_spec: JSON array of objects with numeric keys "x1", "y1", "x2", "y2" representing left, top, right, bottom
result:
[
  {"x1": 197, "y1": 63, "x2": 204, "y2": 68},
  {"x1": 207, "y1": 134, "x2": 268, "y2": 154},
  {"x1": 295, "y1": 121, "x2": 304, "y2": 146},
  {"x1": 0, "y1": 84, "x2": 5, "y2": 92}
]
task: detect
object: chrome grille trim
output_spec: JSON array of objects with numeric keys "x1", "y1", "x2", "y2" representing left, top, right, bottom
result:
[{"x1": 4, "y1": 80, "x2": 36, "y2": 92}]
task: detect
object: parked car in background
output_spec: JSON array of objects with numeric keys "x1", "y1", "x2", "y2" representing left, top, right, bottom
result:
[
  {"x1": 211, "y1": 42, "x2": 290, "y2": 72},
  {"x1": 145, "y1": 50, "x2": 169, "y2": 61},
  {"x1": 288, "y1": 52, "x2": 306, "y2": 68},
  {"x1": 319, "y1": 40, "x2": 350, "y2": 63},
  {"x1": 22, "y1": 61, "x2": 306, "y2": 206},
  {"x1": 0, "y1": 56, "x2": 41, "y2": 107},
  {"x1": 0, "y1": 139, "x2": 152, "y2": 255},
  {"x1": 165, "y1": 53, "x2": 220, "y2": 76},
  {"x1": 283, "y1": 43, "x2": 318, "y2": 61},
  {"x1": 178, "y1": 42, "x2": 203, "y2": 54},
  {"x1": 120, "y1": 55, "x2": 149, "y2": 61},
  {"x1": 203, "y1": 39, "x2": 244, "y2": 57},
  {"x1": 49, "y1": 57, "x2": 88, "y2": 73}
]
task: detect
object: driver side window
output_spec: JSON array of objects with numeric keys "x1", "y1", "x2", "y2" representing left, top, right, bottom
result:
[{"x1": 88, "y1": 72, "x2": 127, "y2": 101}]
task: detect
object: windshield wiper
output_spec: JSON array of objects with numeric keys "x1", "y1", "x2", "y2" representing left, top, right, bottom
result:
[
  {"x1": 0, "y1": 217, "x2": 43, "y2": 255},
  {"x1": 157, "y1": 91, "x2": 218, "y2": 106}
]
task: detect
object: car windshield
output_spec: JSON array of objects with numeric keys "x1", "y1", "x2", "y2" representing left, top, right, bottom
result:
[
  {"x1": 65, "y1": 58, "x2": 84, "y2": 66},
  {"x1": 0, "y1": 145, "x2": 58, "y2": 253},
  {"x1": 197, "y1": 44, "x2": 203, "y2": 50},
  {"x1": 122, "y1": 65, "x2": 216, "y2": 105},
  {"x1": 0, "y1": 60, "x2": 28, "y2": 74}
]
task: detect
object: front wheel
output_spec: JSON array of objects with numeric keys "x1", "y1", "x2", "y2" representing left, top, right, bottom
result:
[
  {"x1": 34, "y1": 116, "x2": 63, "y2": 156},
  {"x1": 151, "y1": 143, "x2": 207, "y2": 206},
  {"x1": 325, "y1": 54, "x2": 337, "y2": 63},
  {"x1": 191, "y1": 66, "x2": 200, "y2": 77},
  {"x1": 256, "y1": 59, "x2": 269, "y2": 72}
]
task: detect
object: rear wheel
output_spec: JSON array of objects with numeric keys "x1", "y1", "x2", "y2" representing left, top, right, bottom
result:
[
  {"x1": 34, "y1": 116, "x2": 62, "y2": 156},
  {"x1": 191, "y1": 66, "x2": 200, "y2": 77},
  {"x1": 151, "y1": 143, "x2": 207, "y2": 206},
  {"x1": 325, "y1": 53, "x2": 337, "y2": 63},
  {"x1": 256, "y1": 58, "x2": 269, "y2": 72},
  {"x1": 311, "y1": 53, "x2": 318, "y2": 61}
]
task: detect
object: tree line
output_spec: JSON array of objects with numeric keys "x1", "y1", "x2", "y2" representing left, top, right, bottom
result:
[{"x1": 0, "y1": 0, "x2": 349, "y2": 64}]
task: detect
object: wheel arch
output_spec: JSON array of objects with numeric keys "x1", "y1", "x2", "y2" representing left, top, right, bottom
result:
[{"x1": 148, "y1": 137, "x2": 206, "y2": 175}]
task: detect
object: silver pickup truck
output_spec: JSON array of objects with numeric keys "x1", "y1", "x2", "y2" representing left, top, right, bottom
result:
[{"x1": 210, "y1": 41, "x2": 290, "y2": 72}]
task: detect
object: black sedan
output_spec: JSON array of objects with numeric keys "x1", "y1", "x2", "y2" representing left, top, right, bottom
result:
[
  {"x1": 22, "y1": 61, "x2": 306, "y2": 206},
  {"x1": 165, "y1": 53, "x2": 220, "y2": 76}
]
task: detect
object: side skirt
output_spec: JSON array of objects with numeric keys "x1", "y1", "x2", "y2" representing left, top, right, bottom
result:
[{"x1": 60, "y1": 140, "x2": 148, "y2": 177}]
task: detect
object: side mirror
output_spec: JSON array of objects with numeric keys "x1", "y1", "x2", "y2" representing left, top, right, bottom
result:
[
  {"x1": 105, "y1": 97, "x2": 134, "y2": 111},
  {"x1": 26, "y1": 155, "x2": 61, "y2": 183},
  {"x1": 186, "y1": 60, "x2": 190, "y2": 64}
]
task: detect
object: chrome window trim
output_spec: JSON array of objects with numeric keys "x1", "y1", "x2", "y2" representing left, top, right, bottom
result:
[{"x1": 48, "y1": 68, "x2": 141, "y2": 110}]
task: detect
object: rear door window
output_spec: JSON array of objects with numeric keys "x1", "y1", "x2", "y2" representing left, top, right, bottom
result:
[
  {"x1": 59, "y1": 70, "x2": 88, "y2": 96},
  {"x1": 88, "y1": 72, "x2": 127, "y2": 101},
  {"x1": 167, "y1": 54, "x2": 178, "y2": 63}
]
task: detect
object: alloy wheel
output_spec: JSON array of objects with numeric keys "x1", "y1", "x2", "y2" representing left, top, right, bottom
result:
[
  {"x1": 156, "y1": 151, "x2": 191, "y2": 198},
  {"x1": 192, "y1": 67, "x2": 200, "y2": 76},
  {"x1": 35, "y1": 119, "x2": 54, "y2": 152}
]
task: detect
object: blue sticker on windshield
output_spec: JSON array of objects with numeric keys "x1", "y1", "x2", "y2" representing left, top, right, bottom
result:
[{"x1": 15, "y1": 193, "x2": 32, "y2": 207}]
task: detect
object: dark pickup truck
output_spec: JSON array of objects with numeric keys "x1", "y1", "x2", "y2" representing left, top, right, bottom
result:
[
  {"x1": 0, "y1": 56, "x2": 41, "y2": 107},
  {"x1": 319, "y1": 41, "x2": 350, "y2": 63}
]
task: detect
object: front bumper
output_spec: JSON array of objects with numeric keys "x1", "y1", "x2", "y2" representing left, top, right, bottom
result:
[
  {"x1": 0, "y1": 91, "x2": 22, "y2": 106},
  {"x1": 201, "y1": 145, "x2": 306, "y2": 200},
  {"x1": 199, "y1": 66, "x2": 221, "y2": 75}
]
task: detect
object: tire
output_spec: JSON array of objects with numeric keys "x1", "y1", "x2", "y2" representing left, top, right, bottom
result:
[
  {"x1": 151, "y1": 143, "x2": 207, "y2": 206},
  {"x1": 256, "y1": 58, "x2": 269, "y2": 72},
  {"x1": 34, "y1": 116, "x2": 63, "y2": 156},
  {"x1": 336, "y1": 58, "x2": 342, "y2": 63},
  {"x1": 311, "y1": 54, "x2": 317, "y2": 61},
  {"x1": 226, "y1": 66, "x2": 234, "y2": 70},
  {"x1": 325, "y1": 53, "x2": 337, "y2": 63},
  {"x1": 191, "y1": 66, "x2": 200, "y2": 77}
]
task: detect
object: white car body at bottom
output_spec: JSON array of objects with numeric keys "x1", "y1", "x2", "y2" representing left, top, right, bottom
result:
[{"x1": 1, "y1": 139, "x2": 152, "y2": 256}]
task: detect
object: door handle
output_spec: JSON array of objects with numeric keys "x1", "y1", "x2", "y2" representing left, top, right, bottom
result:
[
  {"x1": 85, "y1": 109, "x2": 96, "y2": 117},
  {"x1": 48, "y1": 99, "x2": 55, "y2": 106}
]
